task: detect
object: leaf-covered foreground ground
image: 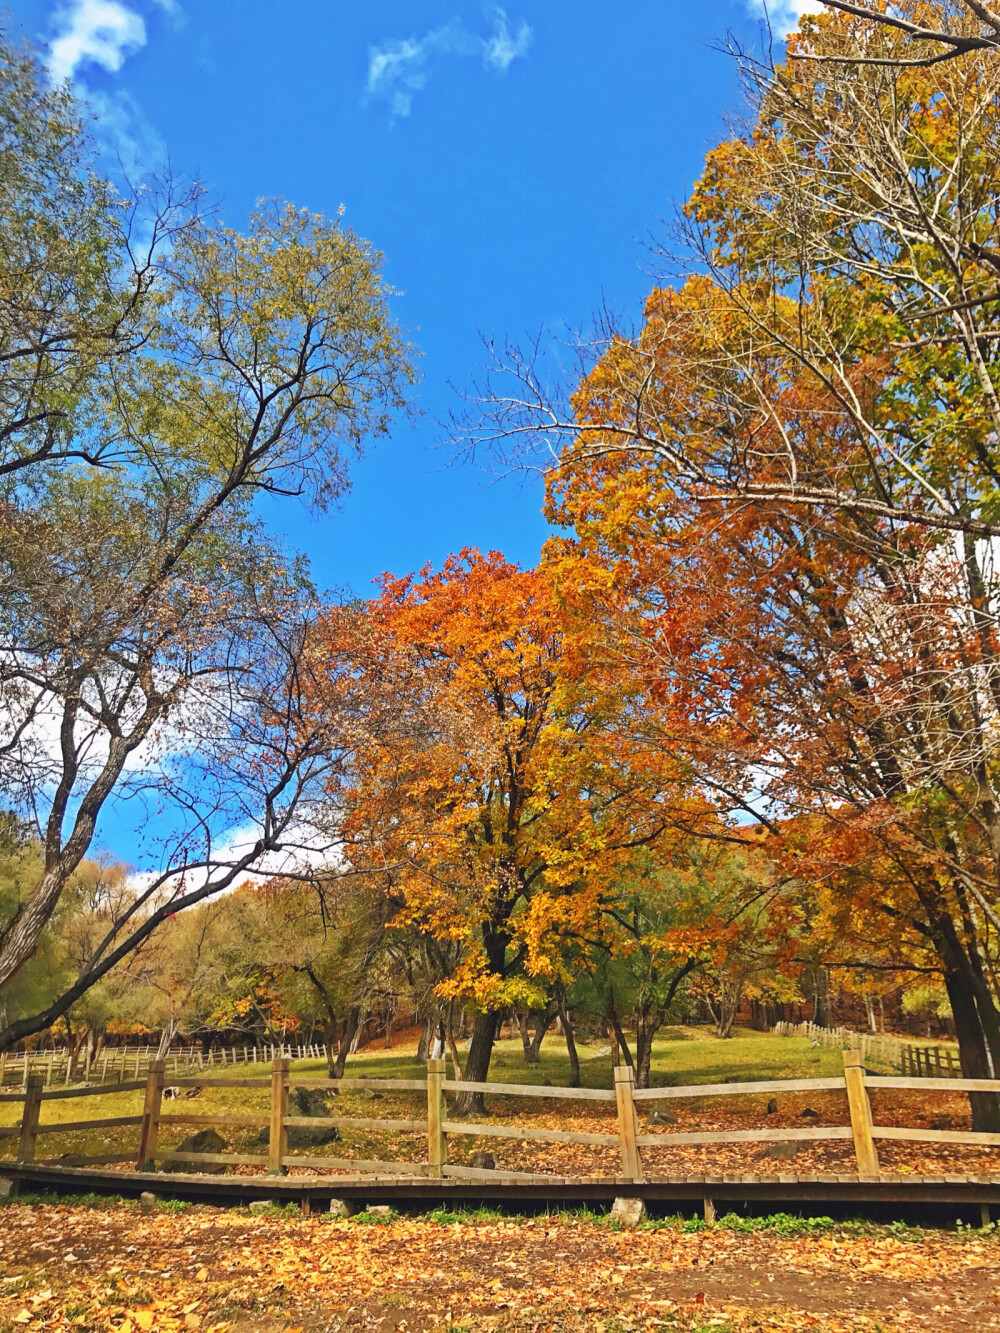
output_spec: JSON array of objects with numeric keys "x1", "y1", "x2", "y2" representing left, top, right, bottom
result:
[{"x1": 1, "y1": 1199, "x2": 999, "y2": 1332}]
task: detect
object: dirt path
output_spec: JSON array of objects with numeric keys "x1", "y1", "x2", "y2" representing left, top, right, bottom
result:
[{"x1": 0, "y1": 1202, "x2": 998, "y2": 1331}]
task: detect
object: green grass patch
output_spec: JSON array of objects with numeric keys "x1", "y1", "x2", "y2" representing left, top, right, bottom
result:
[
  {"x1": 351, "y1": 1206, "x2": 399, "y2": 1225},
  {"x1": 246, "y1": 1200, "x2": 301, "y2": 1218},
  {"x1": 422, "y1": 1204, "x2": 511, "y2": 1225}
]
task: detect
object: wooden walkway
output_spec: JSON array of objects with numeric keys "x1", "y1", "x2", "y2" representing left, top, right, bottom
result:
[{"x1": 3, "y1": 1161, "x2": 1000, "y2": 1217}]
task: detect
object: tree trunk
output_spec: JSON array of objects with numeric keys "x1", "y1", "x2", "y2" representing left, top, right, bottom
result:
[
  {"x1": 454, "y1": 1010, "x2": 499, "y2": 1115},
  {"x1": 333, "y1": 1006, "x2": 361, "y2": 1080},
  {"x1": 529, "y1": 1002, "x2": 558, "y2": 1063},
  {"x1": 634, "y1": 1012, "x2": 660, "y2": 1090},
  {"x1": 446, "y1": 1000, "x2": 465, "y2": 1078},
  {"x1": 717, "y1": 1005, "x2": 737, "y2": 1040},
  {"x1": 155, "y1": 1018, "x2": 177, "y2": 1062},
  {"x1": 945, "y1": 970, "x2": 1000, "y2": 1132},
  {"x1": 416, "y1": 1016, "x2": 433, "y2": 1063},
  {"x1": 516, "y1": 1009, "x2": 533, "y2": 1063},
  {"x1": 555, "y1": 992, "x2": 580, "y2": 1087},
  {"x1": 606, "y1": 995, "x2": 634, "y2": 1068},
  {"x1": 322, "y1": 1017, "x2": 339, "y2": 1077}
]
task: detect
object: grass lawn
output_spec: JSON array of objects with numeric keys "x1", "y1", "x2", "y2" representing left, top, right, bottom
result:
[{"x1": 0, "y1": 1026, "x2": 838, "y2": 1164}]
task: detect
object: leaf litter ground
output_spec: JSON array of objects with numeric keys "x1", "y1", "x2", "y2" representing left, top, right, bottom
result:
[{"x1": 1, "y1": 1200, "x2": 999, "y2": 1332}]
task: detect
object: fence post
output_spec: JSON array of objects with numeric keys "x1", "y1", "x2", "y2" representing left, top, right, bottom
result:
[
  {"x1": 426, "y1": 1057, "x2": 446, "y2": 1178},
  {"x1": 268, "y1": 1057, "x2": 290, "y2": 1174},
  {"x1": 614, "y1": 1065, "x2": 643, "y2": 1183},
  {"x1": 137, "y1": 1060, "x2": 166, "y2": 1171},
  {"x1": 17, "y1": 1074, "x2": 44, "y2": 1164},
  {"x1": 842, "y1": 1050, "x2": 879, "y2": 1178}
]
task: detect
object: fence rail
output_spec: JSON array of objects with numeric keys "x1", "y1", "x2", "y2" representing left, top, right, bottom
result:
[
  {"x1": 1, "y1": 1050, "x2": 997, "y2": 1184},
  {"x1": 772, "y1": 1020, "x2": 965, "y2": 1079},
  {"x1": 0, "y1": 1042, "x2": 334, "y2": 1090}
]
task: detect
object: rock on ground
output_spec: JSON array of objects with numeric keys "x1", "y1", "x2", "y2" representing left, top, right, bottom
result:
[
  {"x1": 610, "y1": 1196, "x2": 647, "y2": 1228},
  {"x1": 258, "y1": 1086, "x2": 341, "y2": 1148},
  {"x1": 162, "y1": 1127, "x2": 227, "y2": 1173}
]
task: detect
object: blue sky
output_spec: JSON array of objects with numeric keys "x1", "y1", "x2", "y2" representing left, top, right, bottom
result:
[
  {"x1": 5, "y1": 0, "x2": 815, "y2": 594},
  {"x1": 5, "y1": 0, "x2": 813, "y2": 864}
]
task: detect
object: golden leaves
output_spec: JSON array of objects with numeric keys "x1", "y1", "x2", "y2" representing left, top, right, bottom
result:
[{"x1": 0, "y1": 1198, "x2": 997, "y2": 1332}]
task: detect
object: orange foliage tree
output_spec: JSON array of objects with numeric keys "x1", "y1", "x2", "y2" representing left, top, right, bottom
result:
[
  {"x1": 310, "y1": 550, "x2": 717, "y2": 1095},
  {"x1": 458, "y1": 1, "x2": 1000, "y2": 1127},
  {"x1": 548, "y1": 308, "x2": 1000, "y2": 1123}
]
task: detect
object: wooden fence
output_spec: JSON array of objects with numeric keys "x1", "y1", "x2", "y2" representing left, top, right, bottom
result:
[
  {"x1": 0, "y1": 1042, "x2": 331, "y2": 1090},
  {"x1": 2, "y1": 1052, "x2": 999, "y2": 1184},
  {"x1": 772, "y1": 1020, "x2": 964, "y2": 1079}
]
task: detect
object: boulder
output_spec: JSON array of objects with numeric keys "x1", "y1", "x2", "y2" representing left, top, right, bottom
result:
[
  {"x1": 163, "y1": 1127, "x2": 227, "y2": 1173},
  {"x1": 610, "y1": 1197, "x2": 647, "y2": 1229},
  {"x1": 139, "y1": 1192, "x2": 157, "y2": 1215},
  {"x1": 766, "y1": 1098, "x2": 778, "y2": 1115},
  {"x1": 328, "y1": 1198, "x2": 356, "y2": 1218},
  {"x1": 470, "y1": 1151, "x2": 496, "y2": 1170},
  {"x1": 645, "y1": 1109, "x2": 677, "y2": 1127},
  {"x1": 800, "y1": 1107, "x2": 820, "y2": 1118},
  {"x1": 760, "y1": 1139, "x2": 813, "y2": 1160},
  {"x1": 258, "y1": 1086, "x2": 341, "y2": 1148}
]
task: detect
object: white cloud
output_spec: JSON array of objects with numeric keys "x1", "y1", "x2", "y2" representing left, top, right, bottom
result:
[
  {"x1": 367, "y1": 8, "x2": 532, "y2": 120},
  {"x1": 85, "y1": 86, "x2": 166, "y2": 170},
  {"x1": 483, "y1": 12, "x2": 532, "y2": 71},
  {"x1": 745, "y1": 0, "x2": 825, "y2": 36},
  {"x1": 126, "y1": 818, "x2": 342, "y2": 903},
  {"x1": 48, "y1": 0, "x2": 147, "y2": 85}
]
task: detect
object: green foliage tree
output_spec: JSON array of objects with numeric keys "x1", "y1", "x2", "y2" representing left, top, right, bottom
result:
[{"x1": 0, "y1": 36, "x2": 413, "y2": 1050}]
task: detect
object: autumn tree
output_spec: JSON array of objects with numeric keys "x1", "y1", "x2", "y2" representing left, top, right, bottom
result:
[
  {"x1": 475, "y1": 1, "x2": 1000, "y2": 543},
  {"x1": 796, "y1": 1, "x2": 1000, "y2": 66},
  {"x1": 467, "y1": 0, "x2": 1000, "y2": 1127},
  {"x1": 546, "y1": 351, "x2": 1000, "y2": 1123},
  {"x1": 0, "y1": 38, "x2": 413, "y2": 1050},
  {"x1": 312, "y1": 552, "x2": 701, "y2": 1102}
]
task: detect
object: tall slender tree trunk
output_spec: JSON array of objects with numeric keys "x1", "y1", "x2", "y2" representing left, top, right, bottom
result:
[
  {"x1": 557, "y1": 995, "x2": 581, "y2": 1087},
  {"x1": 634, "y1": 1016, "x2": 659, "y2": 1090},
  {"x1": 446, "y1": 1000, "x2": 465, "y2": 1078},
  {"x1": 333, "y1": 1006, "x2": 361, "y2": 1080},
  {"x1": 606, "y1": 994, "x2": 634, "y2": 1068},
  {"x1": 516, "y1": 1010, "x2": 533, "y2": 1063},
  {"x1": 416, "y1": 1015, "x2": 433, "y2": 1063}
]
